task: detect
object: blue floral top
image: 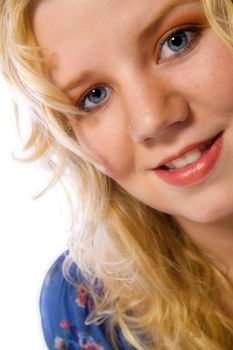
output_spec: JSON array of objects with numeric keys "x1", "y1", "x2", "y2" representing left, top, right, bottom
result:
[{"x1": 40, "y1": 252, "x2": 132, "y2": 350}]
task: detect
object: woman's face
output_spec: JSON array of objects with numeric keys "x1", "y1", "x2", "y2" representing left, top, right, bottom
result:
[{"x1": 33, "y1": 0, "x2": 233, "y2": 227}]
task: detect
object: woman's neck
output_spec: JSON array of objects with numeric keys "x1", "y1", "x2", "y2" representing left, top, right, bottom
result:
[{"x1": 175, "y1": 214, "x2": 233, "y2": 280}]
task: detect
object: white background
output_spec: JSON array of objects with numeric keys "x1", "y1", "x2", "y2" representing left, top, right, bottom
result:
[{"x1": 0, "y1": 77, "x2": 68, "y2": 349}]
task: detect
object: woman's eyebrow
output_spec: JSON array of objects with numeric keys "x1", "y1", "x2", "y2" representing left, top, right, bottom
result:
[
  {"x1": 60, "y1": 0, "x2": 199, "y2": 93},
  {"x1": 139, "y1": 0, "x2": 199, "y2": 42},
  {"x1": 61, "y1": 71, "x2": 94, "y2": 93}
]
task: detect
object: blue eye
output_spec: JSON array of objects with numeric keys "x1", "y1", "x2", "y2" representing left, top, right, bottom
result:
[
  {"x1": 167, "y1": 31, "x2": 189, "y2": 51},
  {"x1": 78, "y1": 86, "x2": 111, "y2": 112},
  {"x1": 159, "y1": 26, "x2": 202, "y2": 61}
]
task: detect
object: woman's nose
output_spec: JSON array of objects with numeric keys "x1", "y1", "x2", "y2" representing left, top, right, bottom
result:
[{"x1": 124, "y1": 78, "x2": 189, "y2": 143}]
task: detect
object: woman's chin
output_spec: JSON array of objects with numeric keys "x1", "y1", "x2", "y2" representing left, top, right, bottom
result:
[{"x1": 175, "y1": 204, "x2": 233, "y2": 228}]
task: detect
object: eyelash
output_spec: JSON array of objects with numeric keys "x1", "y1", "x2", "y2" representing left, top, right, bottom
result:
[
  {"x1": 157, "y1": 24, "x2": 203, "y2": 61},
  {"x1": 76, "y1": 24, "x2": 203, "y2": 114},
  {"x1": 78, "y1": 85, "x2": 112, "y2": 114}
]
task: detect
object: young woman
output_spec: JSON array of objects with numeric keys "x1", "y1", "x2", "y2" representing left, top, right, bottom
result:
[{"x1": 1, "y1": 0, "x2": 233, "y2": 349}]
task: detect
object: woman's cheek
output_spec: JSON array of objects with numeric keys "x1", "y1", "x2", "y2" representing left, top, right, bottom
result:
[{"x1": 73, "y1": 121, "x2": 135, "y2": 178}]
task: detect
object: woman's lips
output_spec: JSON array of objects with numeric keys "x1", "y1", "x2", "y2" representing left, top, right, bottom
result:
[
  {"x1": 155, "y1": 134, "x2": 217, "y2": 169},
  {"x1": 153, "y1": 132, "x2": 224, "y2": 186}
]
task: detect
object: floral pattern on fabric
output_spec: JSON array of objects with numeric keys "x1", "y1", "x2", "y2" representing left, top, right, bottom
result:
[
  {"x1": 75, "y1": 285, "x2": 90, "y2": 309},
  {"x1": 40, "y1": 253, "x2": 131, "y2": 350},
  {"x1": 53, "y1": 320, "x2": 104, "y2": 350}
]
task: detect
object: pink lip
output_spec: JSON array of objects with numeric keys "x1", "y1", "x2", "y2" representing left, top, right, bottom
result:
[
  {"x1": 156, "y1": 135, "x2": 216, "y2": 168},
  {"x1": 153, "y1": 132, "x2": 223, "y2": 186}
]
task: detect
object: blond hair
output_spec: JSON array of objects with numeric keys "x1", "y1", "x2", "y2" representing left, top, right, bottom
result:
[{"x1": 1, "y1": 1, "x2": 233, "y2": 349}]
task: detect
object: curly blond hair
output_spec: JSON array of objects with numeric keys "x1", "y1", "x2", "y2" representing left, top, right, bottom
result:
[{"x1": 1, "y1": 1, "x2": 233, "y2": 349}]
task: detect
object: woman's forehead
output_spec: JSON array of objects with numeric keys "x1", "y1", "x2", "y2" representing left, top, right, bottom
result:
[
  {"x1": 32, "y1": 0, "x2": 201, "y2": 89},
  {"x1": 32, "y1": 0, "x2": 200, "y2": 43}
]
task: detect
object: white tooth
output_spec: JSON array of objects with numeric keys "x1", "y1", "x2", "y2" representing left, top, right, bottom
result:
[
  {"x1": 168, "y1": 157, "x2": 189, "y2": 169},
  {"x1": 185, "y1": 148, "x2": 202, "y2": 165},
  {"x1": 166, "y1": 148, "x2": 202, "y2": 169},
  {"x1": 166, "y1": 163, "x2": 177, "y2": 169}
]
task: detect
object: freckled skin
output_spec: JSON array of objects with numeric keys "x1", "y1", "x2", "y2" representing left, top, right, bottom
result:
[{"x1": 33, "y1": 0, "x2": 233, "y2": 232}]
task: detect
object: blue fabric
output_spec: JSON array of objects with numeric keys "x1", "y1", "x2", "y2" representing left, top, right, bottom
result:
[{"x1": 40, "y1": 252, "x2": 132, "y2": 350}]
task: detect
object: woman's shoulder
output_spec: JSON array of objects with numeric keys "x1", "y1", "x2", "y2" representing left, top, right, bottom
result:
[{"x1": 39, "y1": 252, "x2": 112, "y2": 350}]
